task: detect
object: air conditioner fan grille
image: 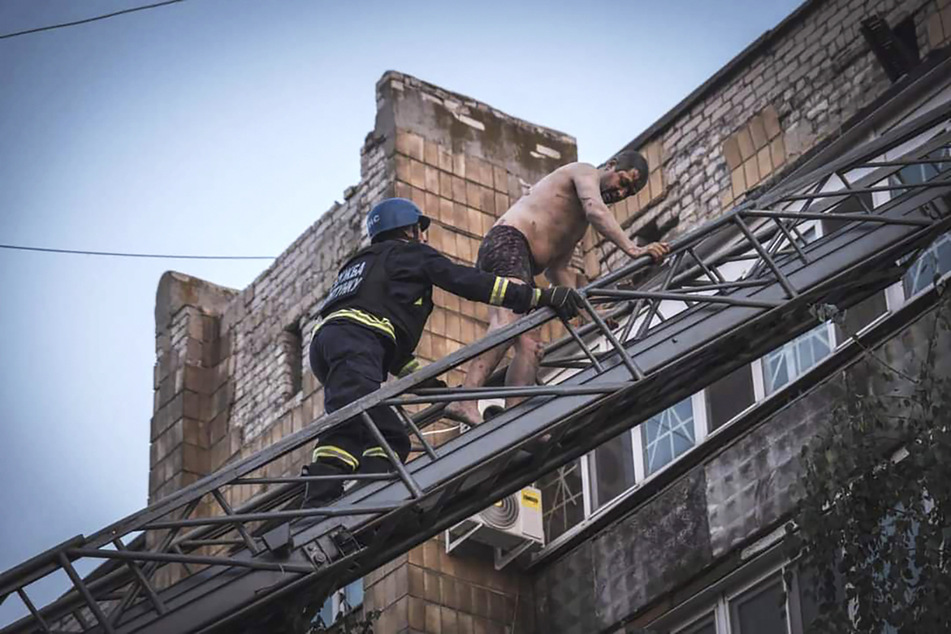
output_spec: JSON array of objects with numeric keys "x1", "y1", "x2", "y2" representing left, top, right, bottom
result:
[{"x1": 479, "y1": 493, "x2": 519, "y2": 529}]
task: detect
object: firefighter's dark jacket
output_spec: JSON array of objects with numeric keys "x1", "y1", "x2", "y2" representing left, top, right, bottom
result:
[{"x1": 316, "y1": 239, "x2": 537, "y2": 376}]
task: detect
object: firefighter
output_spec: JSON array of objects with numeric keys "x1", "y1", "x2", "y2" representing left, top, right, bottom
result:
[{"x1": 303, "y1": 197, "x2": 582, "y2": 507}]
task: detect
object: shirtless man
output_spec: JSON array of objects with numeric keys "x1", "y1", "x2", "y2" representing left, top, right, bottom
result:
[{"x1": 446, "y1": 150, "x2": 669, "y2": 425}]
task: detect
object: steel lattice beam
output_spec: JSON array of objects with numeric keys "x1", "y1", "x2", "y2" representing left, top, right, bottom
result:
[{"x1": 1, "y1": 101, "x2": 949, "y2": 634}]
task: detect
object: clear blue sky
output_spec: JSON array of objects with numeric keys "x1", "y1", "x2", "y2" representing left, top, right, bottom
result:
[{"x1": 0, "y1": 0, "x2": 802, "y2": 622}]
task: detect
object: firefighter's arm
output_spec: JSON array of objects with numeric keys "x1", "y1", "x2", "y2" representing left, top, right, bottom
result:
[{"x1": 412, "y1": 243, "x2": 538, "y2": 312}]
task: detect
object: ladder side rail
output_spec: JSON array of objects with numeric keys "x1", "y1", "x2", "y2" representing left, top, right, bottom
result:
[
  {"x1": 162, "y1": 95, "x2": 951, "y2": 632},
  {"x1": 104, "y1": 116, "x2": 951, "y2": 628},
  {"x1": 3, "y1": 105, "x2": 949, "y2": 633},
  {"x1": 99, "y1": 168, "x2": 951, "y2": 634},
  {"x1": 16, "y1": 195, "x2": 951, "y2": 632}
]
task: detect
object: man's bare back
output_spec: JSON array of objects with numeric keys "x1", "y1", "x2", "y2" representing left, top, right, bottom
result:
[{"x1": 445, "y1": 152, "x2": 668, "y2": 426}]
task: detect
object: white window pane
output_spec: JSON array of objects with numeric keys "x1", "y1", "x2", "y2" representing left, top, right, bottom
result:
[
  {"x1": 763, "y1": 323, "x2": 832, "y2": 395},
  {"x1": 764, "y1": 348, "x2": 789, "y2": 394},
  {"x1": 729, "y1": 577, "x2": 788, "y2": 634},
  {"x1": 643, "y1": 397, "x2": 695, "y2": 475}
]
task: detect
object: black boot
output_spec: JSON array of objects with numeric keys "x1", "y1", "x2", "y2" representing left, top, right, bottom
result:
[
  {"x1": 359, "y1": 456, "x2": 394, "y2": 475},
  {"x1": 302, "y1": 460, "x2": 352, "y2": 508}
]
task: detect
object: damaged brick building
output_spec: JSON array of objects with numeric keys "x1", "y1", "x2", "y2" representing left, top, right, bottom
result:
[{"x1": 142, "y1": 0, "x2": 951, "y2": 632}]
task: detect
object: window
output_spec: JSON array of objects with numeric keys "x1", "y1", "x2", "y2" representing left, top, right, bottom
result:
[
  {"x1": 643, "y1": 397, "x2": 697, "y2": 476},
  {"x1": 538, "y1": 460, "x2": 585, "y2": 543},
  {"x1": 762, "y1": 323, "x2": 833, "y2": 396},
  {"x1": 668, "y1": 570, "x2": 800, "y2": 634},
  {"x1": 316, "y1": 578, "x2": 364, "y2": 628},
  {"x1": 903, "y1": 231, "x2": 951, "y2": 297},
  {"x1": 587, "y1": 430, "x2": 636, "y2": 511},
  {"x1": 705, "y1": 365, "x2": 755, "y2": 431},
  {"x1": 833, "y1": 290, "x2": 888, "y2": 345},
  {"x1": 728, "y1": 575, "x2": 788, "y2": 633}
]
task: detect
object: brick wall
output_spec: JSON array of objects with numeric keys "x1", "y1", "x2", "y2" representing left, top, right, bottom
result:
[
  {"x1": 583, "y1": 0, "x2": 944, "y2": 279},
  {"x1": 363, "y1": 535, "x2": 535, "y2": 634},
  {"x1": 926, "y1": 0, "x2": 951, "y2": 49}
]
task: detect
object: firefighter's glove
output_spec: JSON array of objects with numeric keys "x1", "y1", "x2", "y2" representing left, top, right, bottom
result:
[
  {"x1": 535, "y1": 286, "x2": 584, "y2": 319},
  {"x1": 410, "y1": 376, "x2": 448, "y2": 393}
]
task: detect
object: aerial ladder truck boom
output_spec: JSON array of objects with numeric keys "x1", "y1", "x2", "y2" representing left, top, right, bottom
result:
[{"x1": 1, "y1": 102, "x2": 950, "y2": 634}]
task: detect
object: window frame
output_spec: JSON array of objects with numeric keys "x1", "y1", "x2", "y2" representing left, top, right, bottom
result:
[{"x1": 664, "y1": 559, "x2": 806, "y2": 634}]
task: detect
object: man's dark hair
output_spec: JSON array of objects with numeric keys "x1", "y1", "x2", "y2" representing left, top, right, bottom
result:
[{"x1": 609, "y1": 150, "x2": 649, "y2": 192}]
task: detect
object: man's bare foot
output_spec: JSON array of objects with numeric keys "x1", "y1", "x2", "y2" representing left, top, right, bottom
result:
[{"x1": 443, "y1": 401, "x2": 482, "y2": 427}]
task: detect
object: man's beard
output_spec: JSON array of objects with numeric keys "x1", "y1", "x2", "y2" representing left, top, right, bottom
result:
[{"x1": 601, "y1": 188, "x2": 623, "y2": 204}]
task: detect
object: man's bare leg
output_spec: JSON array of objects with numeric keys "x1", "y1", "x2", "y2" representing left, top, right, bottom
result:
[
  {"x1": 444, "y1": 304, "x2": 518, "y2": 425},
  {"x1": 504, "y1": 332, "x2": 542, "y2": 408}
]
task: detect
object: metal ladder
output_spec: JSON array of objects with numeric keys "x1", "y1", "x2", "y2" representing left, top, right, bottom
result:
[{"x1": 2, "y1": 103, "x2": 949, "y2": 634}]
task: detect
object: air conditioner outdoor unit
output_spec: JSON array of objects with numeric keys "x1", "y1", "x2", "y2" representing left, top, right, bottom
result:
[{"x1": 446, "y1": 486, "x2": 544, "y2": 569}]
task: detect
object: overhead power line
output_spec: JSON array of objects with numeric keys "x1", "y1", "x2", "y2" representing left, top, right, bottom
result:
[
  {"x1": 0, "y1": 0, "x2": 188, "y2": 41},
  {"x1": 0, "y1": 243, "x2": 275, "y2": 260}
]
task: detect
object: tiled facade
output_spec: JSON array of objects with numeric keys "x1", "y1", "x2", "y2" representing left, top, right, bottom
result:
[
  {"x1": 926, "y1": 0, "x2": 951, "y2": 49},
  {"x1": 720, "y1": 105, "x2": 786, "y2": 207},
  {"x1": 150, "y1": 0, "x2": 950, "y2": 629},
  {"x1": 362, "y1": 535, "x2": 535, "y2": 634}
]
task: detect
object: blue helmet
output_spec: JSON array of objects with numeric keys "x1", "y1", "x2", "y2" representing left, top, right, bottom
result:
[{"x1": 366, "y1": 198, "x2": 431, "y2": 240}]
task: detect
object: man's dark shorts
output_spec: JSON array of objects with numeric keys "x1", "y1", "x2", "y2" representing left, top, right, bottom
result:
[{"x1": 476, "y1": 225, "x2": 540, "y2": 286}]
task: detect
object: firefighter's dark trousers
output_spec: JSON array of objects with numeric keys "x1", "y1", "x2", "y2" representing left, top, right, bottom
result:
[{"x1": 308, "y1": 321, "x2": 410, "y2": 471}]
